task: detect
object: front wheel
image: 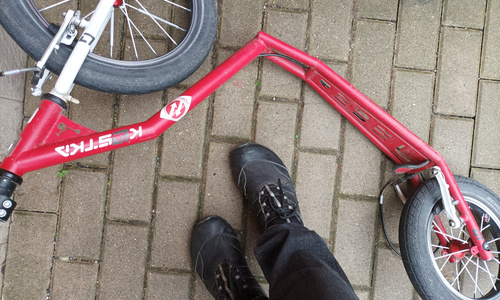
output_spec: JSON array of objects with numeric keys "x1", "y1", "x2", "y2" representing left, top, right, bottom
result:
[
  {"x1": 400, "y1": 176, "x2": 500, "y2": 300},
  {"x1": 0, "y1": 0, "x2": 217, "y2": 95}
]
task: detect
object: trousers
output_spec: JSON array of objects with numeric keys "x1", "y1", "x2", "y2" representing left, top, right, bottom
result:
[{"x1": 253, "y1": 223, "x2": 359, "y2": 300}]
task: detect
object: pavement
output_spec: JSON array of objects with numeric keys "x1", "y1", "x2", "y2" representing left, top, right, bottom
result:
[{"x1": 0, "y1": 0, "x2": 499, "y2": 299}]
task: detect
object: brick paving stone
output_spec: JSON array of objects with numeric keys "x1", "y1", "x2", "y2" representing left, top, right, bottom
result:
[
  {"x1": 99, "y1": 223, "x2": 149, "y2": 300},
  {"x1": 260, "y1": 9, "x2": 308, "y2": 100},
  {"x1": 340, "y1": 123, "x2": 383, "y2": 196},
  {"x1": 373, "y1": 247, "x2": 414, "y2": 300},
  {"x1": 431, "y1": 116, "x2": 474, "y2": 176},
  {"x1": 310, "y1": 0, "x2": 353, "y2": 61},
  {"x1": 481, "y1": 0, "x2": 500, "y2": 79},
  {"x1": 161, "y1": 88, "x2": 208, "y2": 178},
  {"x1": 391, "y1": 70, "x2": 434, "y2": 142},
  {"x1": 356, "y1": 290, "x2": 371, "y2": 300},
  {"x1": 334, "y1": 198, "x2": 377, "y2": 286},
  {"x1": 300, "y1": 62, "x2": 346, "y2": 150},
  {"x1": 150, "y1": 179, "x2": 199, "y2": 269},
  {"x1": 0, "y1": 99, "x2": 23, "y2": 158},
  {"x1": 203, "y1": 142, "x2": 243, "y2": 229},
  {"x1": 212, "y1": 49, "x2": 258, "y2": 139},
  {"x1": 268, "y1": 0, "x2": 309, "y2": 10},
  {"x1": 51, "y1": 261, "x2": 99, "y2": 300},
  {"x1": 435, "y1": 27, "x2": 482, "y2": 117},
  {"x1": 192, "y1": 274, "x2": 214, "y2": 300},
  {"x1": 70, "y1": 86, "x2": 114, "y2": 167},
  {"x1": 3, "y1": 212, "x2": 57, "y2": 300},
  {"x1": 357, "y1": 0, "x2": 399, "y2": 21},
  {"x1": 108, "y1": 92, "x2": 162, "y2": 221},
  {"x1": 146, "y1": 272, "x2": 191, "y2": 300},
  {"x1": 56, "y1": 169, "x2": 106, "y2": 259},
  {"x1": 471, "y1": 168, "x2": 500, "y2": 196},
  {"x1": 14, "y1": 165, "x2": 61, "y2": 213},
  {"x1": 472, "y1": 80, "x2": 500, "y2": 169},
  {"x1": 296, "y1": 151, "x2": 337, "y2": 239},
  {"x1": 220, "y1": 0, "x2": 264, "y2": 48},
  {"x1": 351, "y1": 19, "x2": 396, "y2": 108},
  {"x1": 442, "y1": 0, "x2": 486, "y2": 29},
  {"x1": 395, "y1": 0, "x2": 441, "y2": 70},
  {"x1": 0, "y1": 27, "x2": 27, "y2": 102},
  {"x1": 255, "y1": 101, "x2": 298, "y2": 171}
]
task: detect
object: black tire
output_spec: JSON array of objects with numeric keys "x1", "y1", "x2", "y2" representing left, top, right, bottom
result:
[
  {"x1": 0, "y1": 0, "x2": 217, "y2": 95},
  {"x1": 400, "y1": 175, "x2": 500, "y2": 300}
]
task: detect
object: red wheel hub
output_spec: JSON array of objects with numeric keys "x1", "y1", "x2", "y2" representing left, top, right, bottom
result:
[
  {"x1": 114, "y1": 0, "x2": 123, "y2": 6},
  {"x1": 443, "y1": 239, "x2": 476, "y2": 263}
]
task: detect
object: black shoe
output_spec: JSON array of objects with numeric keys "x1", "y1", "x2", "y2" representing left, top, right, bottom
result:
[
  {"x1": 230, "y1": 143, "x2": 303, "y2": 232},
  {"x1": 190, "y1": 216, "x2": 267, "y2": 300}
]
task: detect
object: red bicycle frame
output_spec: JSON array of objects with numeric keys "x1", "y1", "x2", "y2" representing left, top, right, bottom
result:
[{"x1": 0, "y1": 31, "x2": 493, "y2": 261}]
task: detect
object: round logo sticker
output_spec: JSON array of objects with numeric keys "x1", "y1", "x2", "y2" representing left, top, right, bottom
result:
[{"x1": 160, "y1": 95, "x2": 192, "y2": 121}]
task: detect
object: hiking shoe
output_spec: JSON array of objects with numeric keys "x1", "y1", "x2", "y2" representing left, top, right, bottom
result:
[
  {"x1": 190, "y1": 216, "x2": 267, "y2": 300},
  {"x1": 230, "y1": 143, "x2": 303, "y2": 232}
]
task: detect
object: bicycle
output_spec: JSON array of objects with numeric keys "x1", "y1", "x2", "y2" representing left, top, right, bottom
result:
[{"x1": 0, "y1": 1, "x2": 499, "y2": 299}]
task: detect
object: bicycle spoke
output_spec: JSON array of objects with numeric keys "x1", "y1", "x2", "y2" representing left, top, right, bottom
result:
[
  {"x1": 432, "y1": 227, "x2": 468, "y2": 244},
  {"x1": 162, "y1": 0, "x2": 191, "y2": 11},
  {"x1": 484, "y1": 260, "x2": 498, "y2": 291},
  {"x1": 121, "y1": 3, "x2": 139, "y2": 60},
  {"x1": 431, "y1": 244, "x2": 450, "y2": 250},
  {"x1": 451, "y1": 257, "x2": 472, "y2": 287},
  {"x1": 125, "y1": 3, "x2": 186, "y2": 31},
  {"x1": 119, "y1": 6, "x2": 159, "y2": 57},
  {"x1": 38, "y1": 0, "x2": 73, "y2": 12},
  {"x1": 132, "y1": 0, "x2": 177, "y2": 45}
]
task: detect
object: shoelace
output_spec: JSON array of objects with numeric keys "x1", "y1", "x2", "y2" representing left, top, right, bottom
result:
[
  {"x1": 214, "y1": 261, "x2": 256, "y2": 300},
  {"x1": 259, "y1": 179, "x2": 301, "y2": 225}
]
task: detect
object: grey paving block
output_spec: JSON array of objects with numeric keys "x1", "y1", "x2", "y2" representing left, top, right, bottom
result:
[
  {"x1": 266, "y1": 10, "x2": 308, "y2": 50},
  {"x1": 473, "y1": 81, "x2": 500, "y2": 169},
  {"x1": 161, "y1": 88, "x2": 208, "y2": 178},
  {"x1": 481, "y1": 0, "x2": 500, "y2": 80},
  {"x1": 435, "y1": 28, "x2": 482, "y2": 117},
  {"x1": 99, "y1": 223, "x2": 149, "y2": 300},
  {"x1": 3, "y1": 212, "x2": 57, "y2": 300},
  {"x1": 108, "y1": 140, "x2": 157, "y2": 222},
  {"x1": 146, "y1": 272, "x2": 191, "y2": 300},
  {"x1": 50, "y1": 261, "x2": 99, "y2": 300},
  {"x1": 268, "y1": 0, "x2": 309, "y2": 10},
  {"x1": 255, "y1": 101, "x2": 298, "y2": 170},
  {"x1": 296, "y1": 151, "x2": 337, "y2": 239},
  {"x1": 0, "y1": 98, "x2": 23, "y2": 158},
  {"x1": 373, "y1": 247, "x2": 414, "y2": 300},
  {"x1": 443, "y1": 0, "x2": 486, "y2": 29},
  {"x1": 0, "y1": 27, "x2": 27, "y2": 102},
  {"x1": 260, "y1": 60, "x2": 303, "y2": 100},
  {"x1": 260, "y1": 9, "x2": 308, "y2": 100},
  {"x1": 192, "y1": 274, "x2": 214, "y2": 300},
  {"x1": 203, "y1": 142, "x2": 243, "y2": 229},
  {"x1": 310, "y1": 0, "x2": 353, "y2": 61},
  {"x1": 108, "y1": 94, "x2": 161, "y2": 221},
  {"x1": 334, "y1": 198, "x2": 377, "y2": 286},
  {"x1": 150, "y1": 180, "x2": 199, "y2": 269},
  {"x1": 357, "y1": 0, "x2": 399, "y2": 21},
  {"x1": 391, "y1": 70, "x2": 434, "y2": 142},
  {"x1": 70, "y1": 86, "x2": 114, "y2": 167},
  {"x1": 395, "y1": 0, "x2": 441, "y2": 70},
  {"x1": 351, "y1": 20, "x2": 396, "y2": 108},
  {"x1": 19, "y1": 169, "x2": 64, "y2": 203},
  {"x1": 340, "y1": 123, "x2": 382, "y2": 196},
  {"x1": 56, "y1": 169, "x2": 107, "y2": 259},
  {"x1": 431, "y1": 116, "x2": 474, "y2": 176},
  {"x1": 300, "y1": 62, "x2": 347, "y2": 150},
  {"x1": 471, "y1": 168, "x2": 500, "y2": 196},
  {"x1": 212, "y1": 49, "x2": 258, "y2": 139},
  {"x1": 220, "y1": 0, "x2": 264, "y2": 48}
]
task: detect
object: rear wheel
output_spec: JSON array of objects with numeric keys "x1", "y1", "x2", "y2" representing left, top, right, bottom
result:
[
  {"x1": 0, "y1": 0, "x2": 217, "y2": 94},
  {"x1": 400, "y1": 176, "x2": 500, "y2": 299}
]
